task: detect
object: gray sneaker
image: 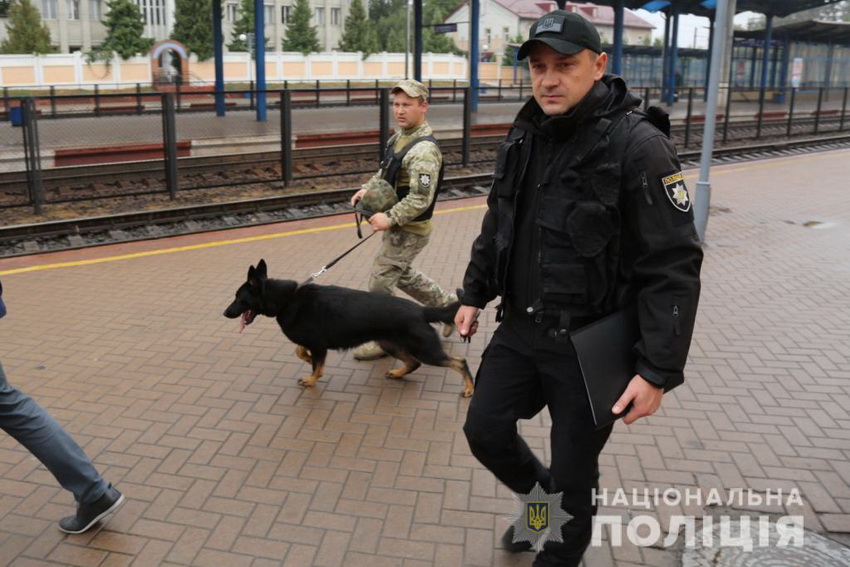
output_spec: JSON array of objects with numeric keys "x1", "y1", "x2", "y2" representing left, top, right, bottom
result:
[
  {"x1": 353, "y1": 341, "x2": 387, "y2": 361},
  {"x1": 59, "y1": 485, "x2": 124, "y2": 534}
]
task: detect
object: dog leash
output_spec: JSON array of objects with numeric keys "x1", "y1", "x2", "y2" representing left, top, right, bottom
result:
[{"x1": 301, "y1": 213, "x2": 376, "y2": 285}]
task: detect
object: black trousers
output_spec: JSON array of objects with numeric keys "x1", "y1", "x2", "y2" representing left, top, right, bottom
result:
[{"x1": 463, "y1": 313, "x2": 614, "y2": 566}]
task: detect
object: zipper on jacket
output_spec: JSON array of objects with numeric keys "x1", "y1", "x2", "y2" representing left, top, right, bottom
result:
[
  {"x1": 672, "y1": 304, "x2": 681, "y2": 336},
  {"x1": 499, "y1": 137, "x2": 526, "y2": 293},
  {"x1": 640, "y1": 171, "x2": 653, "y2": 205}
]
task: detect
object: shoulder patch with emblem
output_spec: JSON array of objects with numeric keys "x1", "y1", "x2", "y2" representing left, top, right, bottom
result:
[
  {"x1": 661, "y1": 172, "x2": 691, "y2": 212},
  {"x1": 418, "y1": 173, "x2": 432, "y2": 188}
]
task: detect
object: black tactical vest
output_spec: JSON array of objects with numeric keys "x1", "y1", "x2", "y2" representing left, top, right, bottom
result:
[
  {"x1": 492, "y1": 110, "x2": 637, "y2": 324},
  {"x1": 380, "y1": 134, "x2": 444, "y2": 222}
]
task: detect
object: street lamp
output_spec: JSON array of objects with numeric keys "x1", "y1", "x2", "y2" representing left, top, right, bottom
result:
[{"x1": 238, "y1": 32, "x2": 255, "y2": 85}]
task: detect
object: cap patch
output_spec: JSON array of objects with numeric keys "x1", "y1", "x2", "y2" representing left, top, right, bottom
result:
[
  {"x1": 418, "y1": 173, "x2": 432, "y2": 188},
  {"x1": 536, "y1": 16, "x2": 564, "y2": 35},
  {"x1": 662, "y1": 172, "x2": 691, "y2": 212}
]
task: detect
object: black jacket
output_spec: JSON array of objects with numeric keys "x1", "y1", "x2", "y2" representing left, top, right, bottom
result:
[{"x1": 461, "y1": 75, "x2": 703, "y2": 389}]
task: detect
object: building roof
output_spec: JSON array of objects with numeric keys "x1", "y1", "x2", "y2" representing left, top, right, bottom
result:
[
  {"x1": 735, "y1": 20, "x2": 850, "y2": 45},
  {"x1": 492, "y1": 0, "x2": 655, "y2": 29},
  {"x1": 613, "y1": 0, "x2": 846, "y2": 19}
]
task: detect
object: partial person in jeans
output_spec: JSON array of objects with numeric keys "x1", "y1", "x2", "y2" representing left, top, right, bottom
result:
[{"x1": 0, "y1": 279, "x2": 124, "y2": 534}]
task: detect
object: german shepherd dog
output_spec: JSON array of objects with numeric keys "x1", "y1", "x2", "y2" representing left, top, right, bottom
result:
[{"x1": 223, "y1": 260, "x2": 474, "y2": 397}]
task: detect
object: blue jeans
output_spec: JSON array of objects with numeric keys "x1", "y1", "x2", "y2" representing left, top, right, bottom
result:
[{"x1": 0, "y1": 361, "x2": 108, "y2": 505}]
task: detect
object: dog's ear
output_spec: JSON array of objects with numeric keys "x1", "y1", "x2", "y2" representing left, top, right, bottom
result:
[
  {"x1": 256, "y1": 259, "x2": 268, "y2": 279},
  {"x1": 247, "y1": 265, "x2": 261, "y2": 289}
]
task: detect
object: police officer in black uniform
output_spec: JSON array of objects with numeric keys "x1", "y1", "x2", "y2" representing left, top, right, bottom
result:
[{"x1": 455, "y1": 10, "x2": 703, "y2": 566}]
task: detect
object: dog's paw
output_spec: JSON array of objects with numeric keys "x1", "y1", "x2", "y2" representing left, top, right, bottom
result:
[
  {"x1": 385, "y1": 369, "x2": 406, "y2": 380},
  {"x1": 298, "y1": 376, "x2": 319, "y2": 388},
  {"x1": 461, "y1": 387, "x2": 474, "y2": 398}
]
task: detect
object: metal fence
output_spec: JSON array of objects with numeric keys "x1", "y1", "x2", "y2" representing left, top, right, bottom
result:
[{"x1": 2, "y1": 84, "x2": 848, "y2": 216}]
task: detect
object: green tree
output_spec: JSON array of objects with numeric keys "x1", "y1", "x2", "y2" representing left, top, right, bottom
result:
[
  {"x1": 228, "y1": 0, "x2": 269, "y2": 55},
  {"x1": 368, "y1": 0, "x2": 393, "y2": 22},
  {"x1": 0, "y1": 0, "x2": 53, "y2": 54},
  {"x1": 172, "y1": 0, "x2": 214, "y2": 60},
  {"x1": 338, "y1": 0, "x2": 378, "y2": 56},
  {"x1": 0, "y1": 0, "x2": 10, "y2": 17},
  {"x1": 501, "y1": 33, "x2": 524, "y2": 67},
  {"x1": 421, "y1": 0, "x2": 455, "y2": 53},
  {"x1": 282, "y1": 0, "x2": 320, "y2": 54},
  {"x1": 90, "y1": 0, "x2": 152, "y2": 60},
  {"x1": 777, "y1": 1, "x2": 849, "y2": 24}
]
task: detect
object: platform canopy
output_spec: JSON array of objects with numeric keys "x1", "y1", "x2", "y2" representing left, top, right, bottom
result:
[
  {"x1": 735, "y1": 19, "x2": 850, "y2": 44},
  {"x1": 590, "y1": 0, "x2": 848, "y2": 18}
]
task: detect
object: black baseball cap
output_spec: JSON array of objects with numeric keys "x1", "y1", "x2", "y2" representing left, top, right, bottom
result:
[{"x1": 518, "y1": 10, "x2": 602, "y2": 60}]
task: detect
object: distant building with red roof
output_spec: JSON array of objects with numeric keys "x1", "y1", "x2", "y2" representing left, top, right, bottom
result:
[{"x1": 445, "y1": 1, "x2": 655, "y2": 60}]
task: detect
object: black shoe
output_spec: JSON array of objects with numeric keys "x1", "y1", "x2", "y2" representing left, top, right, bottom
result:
[
  {"x1": 59, "y1": 485, "x2": 124, "y2": 534},
  {"x1": 502, "y1": 525, "x2": 533, "y2": 553}
]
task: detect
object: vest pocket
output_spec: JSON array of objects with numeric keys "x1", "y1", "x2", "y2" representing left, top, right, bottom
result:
[
  {"x1": 541, "y1": 264, "x2": 587, "y2": 303},
  {"x1": 566, "y1": 201, "x2": 616, "y2": 258},
  {"x1": 591, "y1": 163, "x2": 621, "y2": 206}
]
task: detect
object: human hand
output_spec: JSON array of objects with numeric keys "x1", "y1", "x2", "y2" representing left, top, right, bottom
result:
[
  {"x1": 455, "y1": 305, "x2": 480, "y2": 341},
  {"x1": 351, "y1": 187, "x2": 367, "y2": 207},
  {"x1": 612, "y1": 375, "x2": 663, "y2": 425},
  {"x1": 369, "y1": 212, "x2": 391, "y2": 231}
]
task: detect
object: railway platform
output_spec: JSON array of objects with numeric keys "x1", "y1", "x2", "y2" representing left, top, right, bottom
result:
[{"x1": 1, "y1": 149, "x2": 850, "y2": 566}]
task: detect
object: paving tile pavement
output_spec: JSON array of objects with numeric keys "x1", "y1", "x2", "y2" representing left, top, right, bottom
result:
[{"x1": 0, "y1": 148, "x2": 849, "y2": 566}]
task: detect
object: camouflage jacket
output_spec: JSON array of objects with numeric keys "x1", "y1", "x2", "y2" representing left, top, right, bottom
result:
[{"x1": 369, "y1": 121, "x2": 442, "y2": 235}]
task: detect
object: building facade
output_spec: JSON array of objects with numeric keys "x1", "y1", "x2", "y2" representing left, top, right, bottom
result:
[
  {"x1": 445, "y1": 0, "x2": 656, "y2": 60},
  {"x1": 9, "y1": 0, "x2": 349, "y2": 54}
]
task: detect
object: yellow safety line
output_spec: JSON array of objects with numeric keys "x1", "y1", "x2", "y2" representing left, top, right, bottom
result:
[
  {"x1": 0, "y1": 148, "x2": 845, "y2": 277},
  {"x1": 0, "y1": 203, "x2": 487, "y2": 276}
]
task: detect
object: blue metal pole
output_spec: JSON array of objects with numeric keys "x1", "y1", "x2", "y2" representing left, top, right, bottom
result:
[
  {"x1": 470, "y1": 0, "x2": 479, "y2": 112},
  {"x1": 704, "y1": 13, "x2": 715, "y2": 101},
  {"x1": 759, "y1": 14, "x2": 773, "y2": 91},
  {"x1": 613, "y1": 0, "x2": 624, "y2": 75},
  {"x1": 667, "y1": 3, "x2": 680, "y2": 106},
  {"x1": 254, "y1": 0, "x2": 267, "y2": 122},
  {"x1": 662, "y1": 11, "x2": 671, "y2": 101},
  {"x1": 414, "y1": 0, "x2": 423, "y2": 81},
  {"x1": 213, "y1": 0, "x2": 225, "y2": 115}
]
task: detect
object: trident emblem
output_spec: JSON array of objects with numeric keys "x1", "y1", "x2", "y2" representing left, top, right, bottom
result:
[{"x1": 527, "y1": 502, "x2": 549, "y2": 533}]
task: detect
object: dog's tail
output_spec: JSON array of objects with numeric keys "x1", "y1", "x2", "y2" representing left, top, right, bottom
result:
[{"x1": 423, "y1": 300, "x2": 461, "y2": 325}]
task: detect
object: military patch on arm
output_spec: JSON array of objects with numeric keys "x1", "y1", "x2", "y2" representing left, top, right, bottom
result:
[
  {"x1": 418, "y1": 172, "x2": 432, "y2": 188},
  {"x1": 661, "y1": 172, "x2": 691, "y2": 212}
]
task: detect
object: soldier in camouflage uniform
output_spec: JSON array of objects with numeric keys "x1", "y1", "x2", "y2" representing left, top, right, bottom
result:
[{"x1": 350, "y1": 79, "x2": 457, "y2": 360}]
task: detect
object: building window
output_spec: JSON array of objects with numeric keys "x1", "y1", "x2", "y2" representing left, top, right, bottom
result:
[
  {"x1": 314, "y1": 6, "x2": 324, "y2": 25},
  {"x1": 226, "y1": 3, "x2": 236, "y2": 22},
  {"x1": 88, "y1": 0, "x2": 100, "y2": 19},
  {"x1": 331, "y1": 7, "x2": 340, "y2": 25},
  {"x1": 281, "y1": 4, "x2": 290, "y2": 23},
  {"x1": 503, "y1": 27, "x2": 509, "y2": 41},
  {"x1": 264, "y1": 4, "x2": 273, "y2": 23},
  {"x1": 67, "y1": 0, "x2": 79, "y2": 19},
  {"x1": 485, "y1": 28, "x2": 491, "y2": 45},
  {"x1": 41, "y1": 0, "x2": 57, "y2": 18}
]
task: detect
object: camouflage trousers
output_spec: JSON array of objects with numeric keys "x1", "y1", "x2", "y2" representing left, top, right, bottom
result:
[{"x1": 369, "y1": 229, "x2": 456, "y2": 307}]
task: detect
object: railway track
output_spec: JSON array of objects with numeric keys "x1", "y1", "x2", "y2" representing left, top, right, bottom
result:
[
  {"x1": 2, "y1": 131, "x2": 850, "y2": 259},
  {"x1": 2, "y1": 114, "x2": 845, "y2": 197},
  {"x1": 0, "y1": 173, "x2": 494, "y2": 257}
]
